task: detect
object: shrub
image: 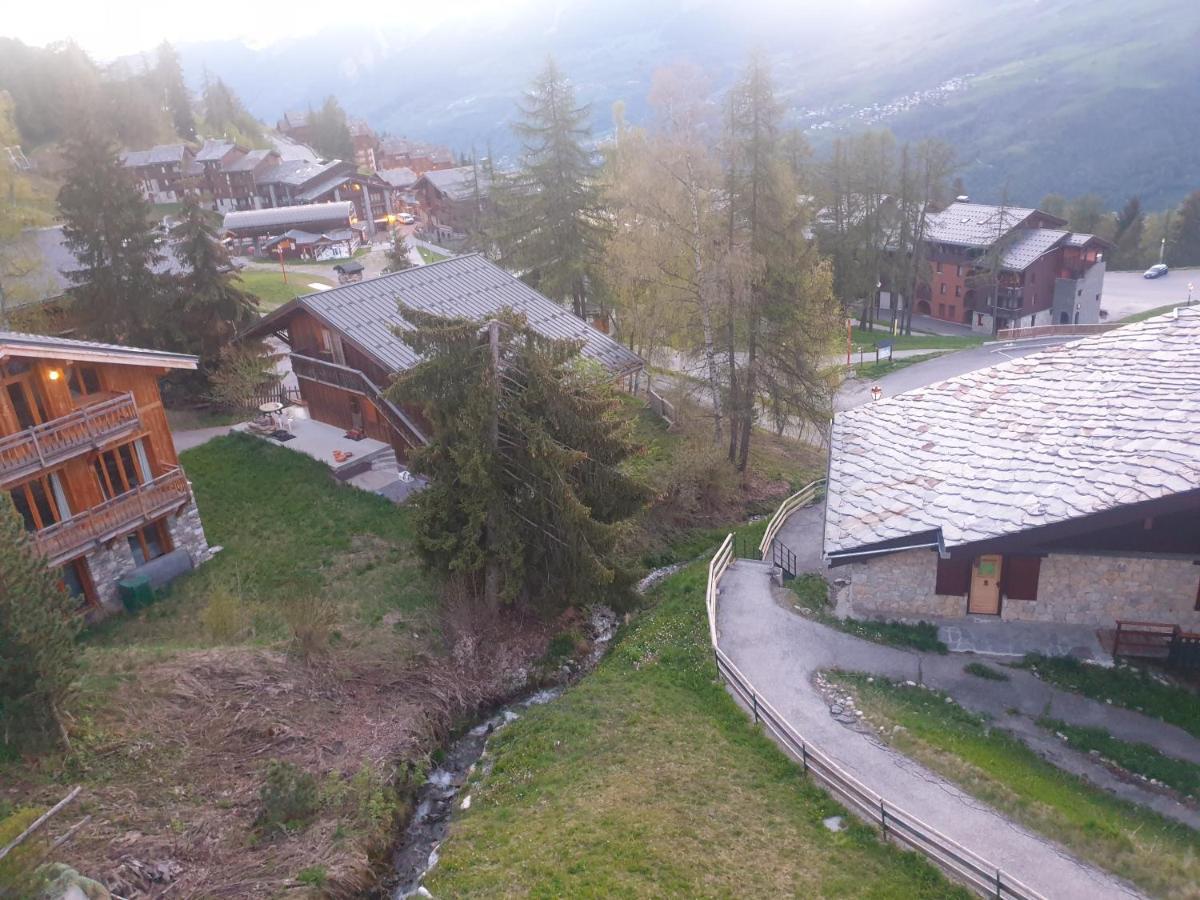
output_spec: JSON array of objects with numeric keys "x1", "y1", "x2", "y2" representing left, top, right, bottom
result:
[
  {"x1": 296, "y1": 865, "x2": 327, "y2": 887},
  {"x1": 0, "y1": 807, "x2": 50, "y2": 895},
  {"x1": 964, "y1": 662, "x2": 1010, "y2": 681},
  {"x1": 649, "y1": 441, "x2": 739, "y2": 527},
  {"x1": 0, "y1": 495, "x2": 81, "y2": 752},
  {"x1": 256, "y1": 760, "x2": 320, "y2": 836},
  {"x1": 201, "y1": 583, "x2": 248, "y2": 643},
  {"x1": 283, "y1": 594, "x2": 337, "y2": 660}
]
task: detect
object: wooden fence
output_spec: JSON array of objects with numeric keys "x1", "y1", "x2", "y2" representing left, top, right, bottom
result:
[
  {"x1": 646, "y1": 386, "x2": 676, "y2": 429},
  {"x1": 758, "y1": 478, "x2": 825, "y2": 557},
  {"x1": 994, "y1": 323, "x2": 1120, "y2": 342},
  {"x1": 706, "y1": 538, "x2": 1045, "y2": 900}
]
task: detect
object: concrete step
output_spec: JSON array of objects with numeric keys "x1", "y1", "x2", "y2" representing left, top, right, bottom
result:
[{"x1": 334, "y1": 445, "x2": 395, "y2": 481}]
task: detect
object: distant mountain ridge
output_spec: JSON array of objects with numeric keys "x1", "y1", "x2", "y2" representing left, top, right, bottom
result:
[{"x1": 174, "y1": 0, "x2": 1200, "y2": 209}]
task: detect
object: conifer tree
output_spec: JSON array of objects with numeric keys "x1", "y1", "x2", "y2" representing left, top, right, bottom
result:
[
  {"x1": 1167, "y1": 190, "x2": 1200, "y2": 267},
  {"x1": 58, "y1": 127, "x2": 165, "y2": 345},
  {"x1": 308, "y1": 97, "x2": 355, "y2": 161},
  {"x1": 169, "y1": 192, "x2": 259, "y2": 371},
  {"x1": 493, "y1": 58, "x2": 608, "y2": 318},
  {"x1": 156, "y1": 41, "x2": 196, "y2": 140},
  {"x1": 0, "y1": 494, "x2": 81, "y2": 751},
  {"x1": 386, "y1": 308, "x2": 645, "y2": 612},
  {"x1": 382, "y1": 234, "x2": 414, "y2": 273}
]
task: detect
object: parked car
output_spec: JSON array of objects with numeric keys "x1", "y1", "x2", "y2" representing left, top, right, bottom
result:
[
  {"x1": 1144, "y1": 263, "x2": 1169, "y2": 279},
  {"x1": 397, "y1": 212, "x2": 416, "y2": 225}
]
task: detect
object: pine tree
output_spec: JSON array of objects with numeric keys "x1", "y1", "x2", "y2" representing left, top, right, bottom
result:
[
  {"x1": 156, "y1": 41, "x2": 196, "y2": 140},
  {"x1": 1167, "y1": 190, "x2": 1200, "y2": 267},
  {"x1": 382, "y1": 234, "x2": 413, "y2": 273},
  {"x1": 1111, "y1": 196, "x2": 1144, "y2": 269},
  {"x1": 169, "y1": 192, "x2": 259, "y2": 371},
  {"x1": 386, "y1": 307, "x2": 646, "y2": 612},
  {"x1": 202, "y1": 78, "x2": 266, "y2": 147},
  {"x1": 58, "y1": 127, "x2": 166, "y2": 345},
  {"x1": 0, "y1": 494, "x2": 81, "y2": 752},
  {"x1": 494, "y1": 58, "x2": 608, "y2": 318},
  {"x1": 309, "y1": 97, "x2": 355, "y2": 161}
]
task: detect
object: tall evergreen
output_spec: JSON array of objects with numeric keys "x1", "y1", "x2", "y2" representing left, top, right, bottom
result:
[
  {"x1": 0, "y1": 493, "x2": 81, "y2": 752},
  {"x1": 156, "y1": 41, "x2": 196, "y2": 140},
  {"x1": 1111, "y1": 196, "x2": 1144, "y2": 269},
  {"x1": 494, "y1": 58, "x2": 608, "y2": 318},
  {"x1": 169, "y1": 193, "x2": 259, "y2": 370},
  {"x1": 309, "y1": 96, "x2": 355, "y2": 161},
  {"x1": 202, "y1": 77, "x2": 266, "y2": 147},
  {"x1": 386, "y1": 307, "x2": 645, "y2": 612},
  {"x1": 58, "y1": 128, "x2": 165, "y2": 345},
  {"x1": 1167, "y1": 190, "x2": 1200, "y2": 267}
]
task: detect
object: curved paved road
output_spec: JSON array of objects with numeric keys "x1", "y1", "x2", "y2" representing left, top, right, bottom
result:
[{"x1": 716, "y1": 558, "x2": 1144, "y2": 900}]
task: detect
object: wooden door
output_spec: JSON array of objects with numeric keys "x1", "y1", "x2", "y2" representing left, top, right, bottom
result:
[{"x1": 968, "y1": 555, "x2": 1003, "y2": 615}]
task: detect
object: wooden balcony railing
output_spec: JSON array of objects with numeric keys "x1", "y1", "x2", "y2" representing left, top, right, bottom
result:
[
  {"x1": 291, "y1": 353, "x2": 428, "y2": 446},
  {"x1": 0, "y1": 392, "x2": 141, "y2": 486},
  {"x1": 33, "y1": 467, "x2": 191, "y2": 566}
]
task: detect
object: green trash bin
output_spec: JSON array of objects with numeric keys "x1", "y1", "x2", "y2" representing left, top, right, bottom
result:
[{"x1": 118, "y1": 575, "x2": 155, "y2": 613}]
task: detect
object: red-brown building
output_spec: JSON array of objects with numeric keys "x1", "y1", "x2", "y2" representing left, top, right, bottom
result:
[
  {"x1": 1, "y1": 332, "x2": 212, "y2": 613},
  {"x1": 411, "y1": 166, "x2": 491, "y2": 241},
  {"x1": 377, "y1": 137, "x2": 455, "y2": 174},
  {"x1": 121, "y1": 144, "x2": 196, "y2": 205},
  {"x1": 254, "y1": 159, "x2": 394, "y2": 237}
]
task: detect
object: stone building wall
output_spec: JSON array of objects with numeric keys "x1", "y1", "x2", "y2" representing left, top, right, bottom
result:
[{"x1": 840, "y1": 547, "x2": 1200, "y2": 627}]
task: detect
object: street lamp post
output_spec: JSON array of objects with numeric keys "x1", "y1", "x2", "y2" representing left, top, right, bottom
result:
[{"x1": 1189, "y1": 282, "x2": 1194, "y2": 306}]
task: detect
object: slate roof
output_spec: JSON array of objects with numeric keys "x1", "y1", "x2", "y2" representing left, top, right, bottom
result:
[
  {"x1": 222, "y1": 202, "x2": 356, "y2": 233},
  {"x1": 823, "y1": 308, "x2": 1200, "y2": 558},
  {"x1": 999, "y1": 228, "x2": 1068, "y2": 271},
  {"x1": 0, "y1": 330, "x2": 197, "y2": 369},
  {"x1": 256, "y1": 158, "x2": 344, "y2": 187},
  {"x1": 223, "y1": 149, "x2": 276, "y2": 173},
  {"x1": 121, "y1": 144, "x2": 190, "y2": 167},
  {"x1": 244, "y1": 254, "x2": 643, "y2": 377},
  {"x1": 925, "y1": 201, "x2": 1059, "y2": 248},
  {"x1": 195, "y1": 139, "x2": 238, "y2": 162},
  {"x1": 263, "y1": 228, "x2": 360, "y2": 248},
  {"x1": 418, "y1": 166, "x2": 489, "y2": 201},
  {"x1": 377, "y1": 167, "x2": 418, "y2": 188},
  {"x1": 295, "y1": 174, "x2": 353, "y2": 202}
]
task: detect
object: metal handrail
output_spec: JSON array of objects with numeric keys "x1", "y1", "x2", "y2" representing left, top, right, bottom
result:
[
  {"x1": 0, "y1": 392, "x2": 140, "y2": 484},
  {"x1": 758, "y1": 477, "x2": 825, "y2": 557},
  {"x1": 707, "y1": 537, "x2": 1045, "y2": 900},
  {"x1": 994, "y1": 323, "x2": 1120, "y2": 342}
]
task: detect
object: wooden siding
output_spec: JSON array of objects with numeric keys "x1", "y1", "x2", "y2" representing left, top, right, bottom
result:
[{"x1": 297, "y1": 377, "x2": 411, "y2": 462}]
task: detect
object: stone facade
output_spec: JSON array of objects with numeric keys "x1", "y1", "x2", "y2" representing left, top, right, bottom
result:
[
  {"x1": 84, "y1": 496, "x2": 212, "y2": 614},
  {"x1": 839, "y1": 547, "x2": 1200, "y2": 628}
]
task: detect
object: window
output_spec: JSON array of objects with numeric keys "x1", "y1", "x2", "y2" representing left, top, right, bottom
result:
[
  {"x1": 59, "y1": 558, "x2": 95, "y2": 607},
  {"x1": 956, "y1": 265, "x2": 963, "y2": 277},
  {"x1": 9, "y1": 474, "x2": 65, "y2": 532},
  {"x1": 939, "y1": 283, "x2": 947, "y2": 295},
  {"x1": 92, "y1": 442, "x2": 143, "y2": 500},
  {"x1": 68, "y1": 365, "x2": 103, "y2": 398},
  {"x1": 938, "y1": 303, "x2": 946, "y2": 318},
  {"x1": 5, "y1": 378, "x2": 49, "y2": 429},
  {"x1": 955, "y1": 285, "x2": 962, "y2": 298},
  {"x1": 1002, "y1": 556, "x2": 1042, "y2": 601},
  {"x1": 935, "y1": 556, "x2": 971, "y2": 595},
  {"x1": 935, "y1": 262, "x2": 943, "y2": 273},
  {"x1": 128, "y1": 519, "x2": 172, "y2": 566}
]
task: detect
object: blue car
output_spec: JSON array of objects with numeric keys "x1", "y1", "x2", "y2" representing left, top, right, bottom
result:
[{"x1": 1144, "y1": 264, "x2": 1168, "y2": 279}]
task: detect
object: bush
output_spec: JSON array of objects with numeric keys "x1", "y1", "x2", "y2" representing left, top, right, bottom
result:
[
  {"x1": 0, "y1": 807, "x2": 50, "y2": 895},
  {"x1": 201, "y1": 583, "x2": 248, "y2": 643},
  {"x1": 256, "y1": 760, "x2": 320, "y2": 836},
  {"x1": 964, "y1": 662, "x2": 1009, "y2": 681},
  {"x1": 649, "y1": 442, "x2": 739, "y2": 528},
  {"x1": 283, "y1": 595, "x2": 337, "y2": 660},
  {"x1": 296, "y1": 865, "x2": 327, "y2": 887}
]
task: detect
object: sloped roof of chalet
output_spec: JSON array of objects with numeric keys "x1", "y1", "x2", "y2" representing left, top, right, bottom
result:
[
  {"x1": 121, "y1": 143, "x2": 191, "y2": 167},
  {"x1": 264, "y1": 228, "x2": 359, "y2": 248},
  {"x1": 256, "y1": 158, "x2": 344, "y2": 187},
  {"x1": 295, "y1": 173, "x2": 354, "y2": 202},
  {"x1": 417, "y1": 166, "x2": 488, "y2": 201},
  {"x1": 377, "y1": 167, "x2": 418, "y2": 188},
  {"x1": 195, "y1": 139, "x2": 239, "y2": 162},
  {"x1": 0, "y1": 330, "x2": 197, "y2": 370},
  {"x1": 280, "y1": 111, "x2": 309, "y2": 129},
  {"x1": 998, "y1": 228, "x2": 1069, "y2": 270},
  {"x1": 925, "y1": 201, "x2": 1064, "y2": 248},
  {"x1": 8, "y1": 227, "x2": 189, "y2": 308},
  {"x1": 222, "y1": 202, "x2": 356, "y2": 232},
  {"x1": 243, "y1": 254, "x2": 643, "y2": 377},
  {"x1": 1064, "y1": 231, "x2": 1104, "y2": 247},
  {"x1": 823, "y1": 307, "x2": 1200, "y2": 558},
  {"x1": 223, "y1": 148, "x2": 277, "y2": 172}
]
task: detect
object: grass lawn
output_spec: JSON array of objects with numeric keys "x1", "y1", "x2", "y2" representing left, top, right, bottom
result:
[
  {"x1": 851, "y1": 326, "x2": 984, "y2": 351},
  {"x1": 425, "y1": 555, "x2": 967, "y2": 898},
  {"x1": 1017, "y1": 654, "x2": 1200, "y2": 739},
  {"x1": 1038, "y1": 718, "x2": 1200, "y2": 799},
  {"x1": 854, "y1": 351, "x2": 945, "y2": 380},
  {"x1": 1119, "y1": 303, "x2": 1188, "y2": 323},
  {"x1": 417, "y1": 245, "x2": 449, "y2": 264},
  {"x1": 828, "y1": 673, "x2": 1200, "y2": 898},
  {"x1": 238, "y1": 269, "x2": 334, "y2": 311},
  {"x1": 789, "y1": 575, "x2": 947, "y2": 653}
]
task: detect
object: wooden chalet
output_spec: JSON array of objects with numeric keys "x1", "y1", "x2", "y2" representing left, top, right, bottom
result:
[
  {"x1": 0, "y1": 332, "x2": 212, "y2": 612},
  {"x1": 241, "y1": 254, "x2": 644, "y2": 462}
]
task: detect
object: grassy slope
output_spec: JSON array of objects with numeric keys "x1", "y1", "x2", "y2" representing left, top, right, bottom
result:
[
  {"x1": 1120, "y1": 303, "x2": 1187, "y2": 323},
  {"x1": 1038, "y1": 718, "x2": 1200, "y2": 799},
  {"x1": 427, "y1": 559, "x2": 967, "y2": 898},
  {"x1": 238, "y1": 269, "x2": 334, "y2": 311},
  {"x1": 851, "y1": 327, "x2": 983, "y2": 351},
  {"x1": 830, "y1": 673, "x2": 1200, "y2": 898}
]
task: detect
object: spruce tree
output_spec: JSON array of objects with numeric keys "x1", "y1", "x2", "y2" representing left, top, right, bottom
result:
[
  {"x1": 156, "y1": 41, "x2": 196, "y2": 140},
  {"x1": 309, "y1": 97, "x2": 355, "y2": 162},
  {"x1": 1167, "y1": 190, "x2": 1200, "y2": 267},
  {"x1": 494, "y1": 58, "x2": 608, "y2": 318},
  {"x1": 169, "y1": 192, "x2": 259, "y2": 371},
  {"x1": 382, "y1": 234, "x2": 414, "y2": 273},
  {"x1": 58, "y1": 127, "x2": 166, "y2": 345},
  {"x1": 386, "y1": 307, "x2": 645, "y2": 612},
  {"x1": 0, "y1": 494, "x2": 81, "y2": 751}
]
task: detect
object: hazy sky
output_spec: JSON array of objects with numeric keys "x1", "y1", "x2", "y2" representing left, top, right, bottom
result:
[{"x1": 2, "y1": 0, "x2": 514, "y2": 59}]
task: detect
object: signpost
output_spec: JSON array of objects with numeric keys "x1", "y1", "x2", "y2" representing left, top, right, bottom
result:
[{"x1": 875, "y1": 340, "x2": 893, "y2": 364}]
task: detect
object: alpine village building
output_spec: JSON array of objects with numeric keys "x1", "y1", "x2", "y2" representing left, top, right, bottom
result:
[
  {"x1": 879, "y1": 201, "x2": 1111, "y2": 333},
  {"x1": 1, "y1": 332, "x2": 212, "y2": 614},
  {"x1": 823, "y1": 307, "x2": 1200, "y2": 629},
  {"x1": 241, "y1": 254, "x2": 643, "y2": 462}
]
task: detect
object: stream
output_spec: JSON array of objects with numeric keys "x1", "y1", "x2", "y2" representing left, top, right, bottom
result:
[{"x1": 384, "y1": 565, "x2": 675, "y2": 898}]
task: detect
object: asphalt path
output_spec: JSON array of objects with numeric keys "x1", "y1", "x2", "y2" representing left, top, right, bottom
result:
[{"x1": 1101, "y1": 268, "x2": 1200, "y2": 320}]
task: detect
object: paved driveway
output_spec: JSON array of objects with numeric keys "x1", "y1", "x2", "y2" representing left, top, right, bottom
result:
[{"x1": 1102, "y1": 268, "x2": 1200, "y2": 320}]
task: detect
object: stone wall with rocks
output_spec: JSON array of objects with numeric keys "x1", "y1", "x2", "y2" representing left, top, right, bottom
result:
[{"x1": 839, "y1": 547, "x2": 1200, "y2": 627}]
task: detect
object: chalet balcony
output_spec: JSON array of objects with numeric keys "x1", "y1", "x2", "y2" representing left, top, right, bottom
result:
[
  {"x1": 0, "y1": 392, "x2": 141, "y2": 488},
  {"x1": 964, "y1": 286, "x2": 1023, "y2": 313},
  {"x1": 33, "y1": 466, "x2": 191, "y2": 566},
  {"x1": 291, "y1": 352, "x2": 427, "y2": 446}
]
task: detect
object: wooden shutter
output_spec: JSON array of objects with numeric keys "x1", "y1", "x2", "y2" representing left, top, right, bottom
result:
[
  {"x1": 935, "y1": 556, "x2": 971, "y2": 595},
  {"x1": 1003, "y1": 555, "x2": 1042, "y2": 601}
]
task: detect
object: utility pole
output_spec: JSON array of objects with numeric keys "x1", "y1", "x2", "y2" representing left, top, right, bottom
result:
[
  {"x1": 484, "y1": 319, "x2": 502, "y2": 611},
  {"x1": 0, "y1": 277, "x2": 8, "y2": 331}
]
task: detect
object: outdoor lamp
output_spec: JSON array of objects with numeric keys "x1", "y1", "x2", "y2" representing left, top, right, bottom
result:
[
  {"x1": 870, "y1": 385, "x2": 882, "y2": 401},
  {"x1": 47, "y1": 368, "x2": 61, "y2": 381}
]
